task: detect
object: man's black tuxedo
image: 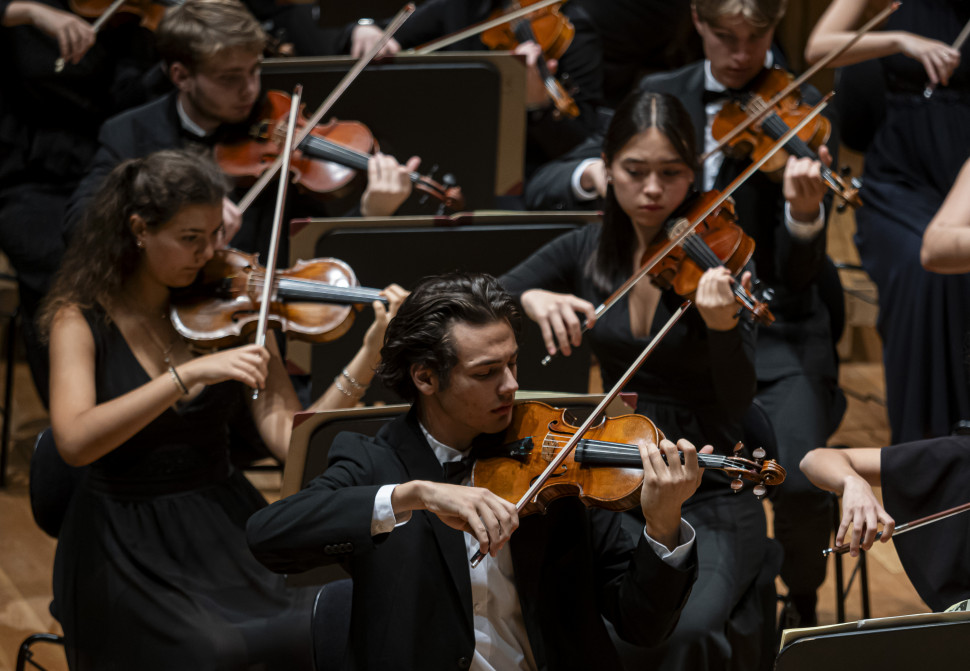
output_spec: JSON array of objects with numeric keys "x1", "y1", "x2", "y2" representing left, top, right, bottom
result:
[
  {"x1": 247, "y1": 411, "x2": 696, "y2": 671},
  {"x1": 65, "y1": 92, "x2": 221, "y2": 238},
  {"x1": 62, "y1": 91, "x2": 329, "y2": 258}
]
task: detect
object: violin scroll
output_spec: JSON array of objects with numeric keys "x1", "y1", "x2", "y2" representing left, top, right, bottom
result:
[{"x1": 725, "y1": 442, "x2": 786, "y2": 498}]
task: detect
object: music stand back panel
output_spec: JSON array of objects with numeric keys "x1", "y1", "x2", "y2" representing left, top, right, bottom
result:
[
  {"x1": 261, "y1": 54, "x2": 520, "y2": 212},
  {"x1": 775, "y1": 619, "x2": 970, "y2": 669},
  {"x1": 291, "y1": 217, "x2": 594, "y2": 403}
]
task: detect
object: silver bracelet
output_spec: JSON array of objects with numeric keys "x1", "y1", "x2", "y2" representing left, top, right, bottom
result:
[
  {"x1": 169, "y1": 366, "x2": 189, "y2": 396},
  {"x1": 341, "y1": 367, "x2": 368, "y2": 391},
  {"x1": 334, "y1": 376, "x2": 354, "y2": 397}
]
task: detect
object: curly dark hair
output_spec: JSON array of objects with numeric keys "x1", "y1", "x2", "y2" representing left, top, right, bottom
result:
[
  {"x1": 38, "y1": 149, "x2": 228, "y2": 339},
  {"x1": 377, "y1": 272, "x2": 522, "y2": 402},
  {"x1": 589, "y1": 90, "x2": 698, "y2": 294}
]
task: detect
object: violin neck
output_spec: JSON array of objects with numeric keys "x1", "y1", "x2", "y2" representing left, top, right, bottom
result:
[
  {"x1": 755, "y1": 108, "x2": 842, "y2": 189},
  {"x1": 511, "y1": 18, "x2": 556, "y2": 83},
  {"x1": 572, "y1": 439, "x2": 723, "y2": 470},
  {"x1": 300, "y1": 135, "x2": 422, "y2": 186},
  {"x1": 276, "y1": 277, "x2": 388, "y2": 306}
]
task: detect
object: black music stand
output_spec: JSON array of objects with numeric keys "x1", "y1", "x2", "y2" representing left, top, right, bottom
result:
[
  {"x1": 286, "y1": 212, "x2": 599, "y2": 404},
  {"x1": 260, "y1": 52, "x2": 527, "y2": 213},
  {"x1": 775, "y1": 612, "x2": 970, "y2": 669}
]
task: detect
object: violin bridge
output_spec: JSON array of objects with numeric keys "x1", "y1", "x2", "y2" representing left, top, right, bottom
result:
[{"x1": 541, "y1": 433, "x2": 560, "y2": 462}]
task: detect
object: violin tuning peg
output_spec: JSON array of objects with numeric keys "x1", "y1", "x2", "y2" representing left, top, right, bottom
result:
[
  {"x1": 429, "y1": 164, "x2": 440, "y2": 178},
  {"x1": 730, "y1": 478, "x2": 744, "y2": 492},
  {"x1": 442, "y1": 173, "x2": 457, "y2": 187},
  {"x1": 753, "y1": 484, "x2": 767, "y2": 498},
  {"x1": 851, "y1": 177, "x2": 863, "y2": 190},
  {"x1": 836, "y1": 201, "x2": 848, "y2": 214},
  {"x1": 840, "y1": 164, "x2": 852, "y2": 178},
  {"x1": 732, "y1": 441, "x2": 745, "y2": 455},
  {"x1": 752, "y1": 447, "x2": 766, "y2": 460}
]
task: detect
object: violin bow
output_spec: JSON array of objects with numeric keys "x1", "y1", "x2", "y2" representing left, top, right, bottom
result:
[
  {"x1": 235, "y1": 3, "x2": 416, "y2": 214},
  {"x1": 409, "y1": 0, "x2": 563, "y2": 54},
  {"x1": 251, "y1": 84, "x2": 302, "y2": 400},
  {"x1": 698, "y1": 1, "x2": 899, "y2": 164},
  {"x1": 923, "y1": 16, "x2": 970, "y2": 99},
  {"x1": 54, "y1": 0, "x2": 129, "y2": 72},
  {"x1": 822, "y1": 500, "x2": 970, "y2": 557},
  {"x1": 470, "y1": 300, "x2": 694, "y2": 567},
  {"x1": 541, "y1": 95, "x2": 831, "y2": 366}
]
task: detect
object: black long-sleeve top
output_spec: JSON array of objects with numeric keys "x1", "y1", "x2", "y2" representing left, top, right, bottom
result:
[{"x1": 500, "y1": 223, "x2": 756, "y2": 484}]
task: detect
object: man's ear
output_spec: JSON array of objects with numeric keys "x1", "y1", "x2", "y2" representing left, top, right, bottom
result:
[
  {"x1": 690, "y1": 5, "x2": 702, "y2": 32},
  {"x1": 169, "y1": 61, "x2": 192, "y2": 91},
  {"x1": 410, "y1": 363, "x2": 438, "y2": 397}
]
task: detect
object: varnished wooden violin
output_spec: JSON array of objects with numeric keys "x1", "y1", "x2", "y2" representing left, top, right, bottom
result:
[
  {"x1": 472, "y1": 401, "x2": 787, "y2": 516},
  {"x1": 170, "y1": 248, "x2": 388, "y2": 348},
  {"x1": 710, "y1": 67, "x2": 862, "y2": 210},
  {"x1": 215, "y1": 90, "x2": 465, "y2": 212}
]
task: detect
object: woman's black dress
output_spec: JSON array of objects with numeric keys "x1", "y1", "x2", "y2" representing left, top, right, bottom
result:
[
  {"x1": 881, "y1": 435, "x2": 970, "y2": 612},
  {"x1": 854, "y1": 0, "x2": 970, "y2": 444},
  {"x1": 501, "y1": 224, "x2": 776, "y2": 671},
  {"x1": 52, "y1": 309, "x2": 313, "y2": 670}
]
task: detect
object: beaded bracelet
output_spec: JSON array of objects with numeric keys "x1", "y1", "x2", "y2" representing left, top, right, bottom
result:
[
  {"x1": 334, "y1": 376, "x2": 355, "y2": 398},
  {"x1": 341, "y1": 368, "x2": 368, "y2": 392},
  {"x1": 169, "y1": 366, "x2": 189, "y2": 395}
]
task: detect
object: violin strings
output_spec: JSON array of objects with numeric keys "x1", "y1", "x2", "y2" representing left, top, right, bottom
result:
[
  {"x1": 744, "y1": 99, "x2": 841, "y2": 192},
  {"x1": 249, "y1": 272, "x2": 380, "y2": 296},
  {"x1": 303, "y1": 135, "x2": 423, "y2": 185},
  {"x1": 242, "y1": 273, "x2": 384, "y2": 302},
  {"x1": 678, "y1": 234, "x2": 753, "y2": 306},
  {"x1": 530, "y1": 434, "x2": 754, "y2": 470}
]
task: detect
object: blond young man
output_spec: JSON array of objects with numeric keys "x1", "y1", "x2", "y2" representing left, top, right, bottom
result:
[{"x1": 65, "y1": 0, "x2": 420, "y2": 249}]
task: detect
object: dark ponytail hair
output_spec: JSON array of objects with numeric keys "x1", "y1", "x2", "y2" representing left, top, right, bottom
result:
[
  {"x1": 39, "y1": 149, "x2": 228, "y2": 338},
  {"x1": 587, "y1": 90, "x2": 698, "y2": 294}
]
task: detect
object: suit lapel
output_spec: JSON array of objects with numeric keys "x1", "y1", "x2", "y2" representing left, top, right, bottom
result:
[
  {"x1": 509, "y1": 514, "x2": 550, "y2": 667},
  {"x1": 388, "y1": 412, "x2": 474, "y2": 629}
]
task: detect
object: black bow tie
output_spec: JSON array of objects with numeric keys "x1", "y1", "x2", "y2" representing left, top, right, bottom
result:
[
  {"x1": 703, "y1": 87, "x2": 746, "y2": 106},
  {"x1": 442, "y1": 454, "x2": 476, "y2": 484}
]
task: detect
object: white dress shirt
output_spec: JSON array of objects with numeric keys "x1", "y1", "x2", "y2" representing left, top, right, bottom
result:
[{"x1": 371, "y1": 423, "x2": 696, "y2": 671}]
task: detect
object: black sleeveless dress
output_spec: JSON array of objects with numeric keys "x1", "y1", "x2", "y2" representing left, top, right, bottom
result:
[
  {"x1": 52, "y1": 308, "x2": 314, "y2": 670},
  {"x1": 881, "y1": 435, "x2": 970, "y2": 612},
  {"x1": 854, "y1": 0, "x2": 970, "y2": 444}
]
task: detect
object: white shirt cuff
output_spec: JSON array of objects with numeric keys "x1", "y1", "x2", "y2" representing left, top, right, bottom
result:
[
  {"x1": 371, "y1": 484, "x2": 412, "y2": 535},
  {"x1": 571, "y1": 158, "x2": 602, "y2": 202},
  {"x1": 642, "y1": 519, "x2": 696, "y2": 570},
  {"x1": 784, "y1": 201, "x2": 825, "y2": 241}
]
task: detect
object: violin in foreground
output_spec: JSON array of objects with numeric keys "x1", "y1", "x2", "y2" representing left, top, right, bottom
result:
[{"x1": 472, "y1": 401, "x2": 787, "y2": 516}]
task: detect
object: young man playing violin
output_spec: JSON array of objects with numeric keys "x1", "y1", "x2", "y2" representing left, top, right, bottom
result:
[
  {"x1": 525, "y1": 0, "x2": 839, "y2": 629},
  {"x1": 65, "y1": 0, "x2": 421, "y2": 252},
  {"x1": 247, "y1": 271, "x2": 706, "y2": 671}
]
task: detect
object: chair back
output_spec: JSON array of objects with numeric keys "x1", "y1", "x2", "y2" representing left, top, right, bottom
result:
[
  {"x1": 29, "y1": 428, "x2": 85, "y2": 538},
  {"x1": 311, "y1": 579, "x2": 353, "y2": 671}
]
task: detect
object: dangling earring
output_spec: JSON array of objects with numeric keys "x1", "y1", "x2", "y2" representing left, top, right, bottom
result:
[{"x1": 137, "y1": 239, "x2": 145, "y2": 249}]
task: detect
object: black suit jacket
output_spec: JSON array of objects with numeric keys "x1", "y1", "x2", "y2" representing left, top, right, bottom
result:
[
  {"x1": 247, "y1": 411, "x2": 696, "y2": 671},
  {"x1": 64, "y1": 92, "x2": 202, "y2": 238},
  {"x1": 525, "y1": 62, "x2": 838, "y2": 380},
  {"x1": 61, "y1": 92, "x2": 337, "y2": 256}
]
